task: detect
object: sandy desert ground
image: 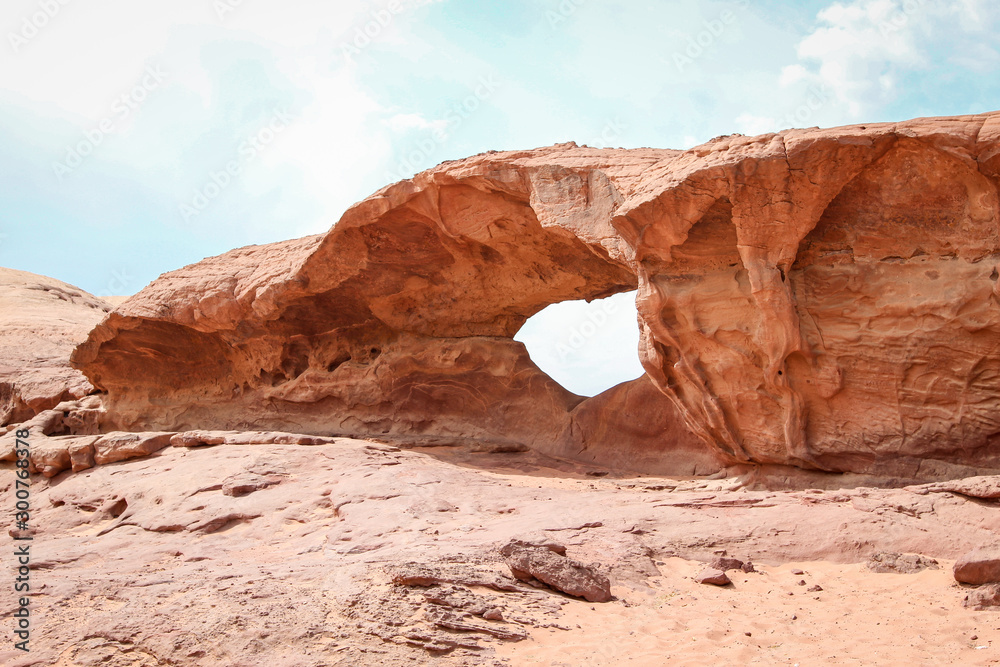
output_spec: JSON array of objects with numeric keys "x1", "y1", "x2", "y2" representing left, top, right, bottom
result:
[{"x1": 4, "y1": 435, "x2": 1000, "y2": 666}]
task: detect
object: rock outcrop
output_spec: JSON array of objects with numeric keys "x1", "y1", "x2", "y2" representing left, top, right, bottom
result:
[
  {"x1": 0, "y1": 268, "x2": 112, "y2": 425},
  {"x1": 72, "y1": 111, "x2": 1000, "y2": 480}
]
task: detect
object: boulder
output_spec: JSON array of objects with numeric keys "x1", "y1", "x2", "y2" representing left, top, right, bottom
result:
[
  {"x1": 499, "y1": 540, "x2": 612, "y2": 602},
  {"x1": 709, "y1": 557, "x2": 745, "y2": 572},
  {"x1": 954, "y1": 548, "x2": 1000, "y2": 585},
  {"x1": 696, "y1": 568, "x2": 732, "y2": 586}
]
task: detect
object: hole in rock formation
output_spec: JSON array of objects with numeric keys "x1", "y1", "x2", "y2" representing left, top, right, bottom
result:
[
  {"x1": 513, "y1": 291, "x2": 644, "y2": 397},
  {"x1": 106, "y1": 498, "x2": 128, "y2": 518}
]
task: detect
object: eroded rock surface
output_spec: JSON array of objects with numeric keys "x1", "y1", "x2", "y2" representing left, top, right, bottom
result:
[
  {"x1": 72, "y1": 112, "x2": 1000, "y2": 479},
  {"x1": 0, "y1": 269, "x2": 112, "y2": 425}
]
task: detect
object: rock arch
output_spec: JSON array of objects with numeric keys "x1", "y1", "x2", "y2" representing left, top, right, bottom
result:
[{"x1": 73, "y1": 113, "x2": 1000, "y2": 480}]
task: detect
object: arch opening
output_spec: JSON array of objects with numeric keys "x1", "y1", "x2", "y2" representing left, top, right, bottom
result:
[{"x1": 513, "y1": 290, "x2": 645, "y2": 397}]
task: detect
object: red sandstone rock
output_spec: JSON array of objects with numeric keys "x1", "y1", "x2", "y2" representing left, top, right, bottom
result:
[
  {"x1": 963, "y1": 584, "x2": 1000, "y2": 610},
  {"x1": 919, "y1": 476, "x2": 1000, "y2": 499},
  {"x1": 710, "y1": 556, "x2": 745, "y2": 572},
  {"x1": 169, "y1": 430, "x2": 334, "y2": 447},
  {"x1": 92, "y1": 431, "x2": 174, "y2": 465},
  {"x1": 954, "y1": 547, "x2": 1000, "y2": 585},
  {"x1": 221, "y1": 473, "x2": 283, "y2": 497},
  {"x1": 28, "y1": 438, "x2": 72, "y2": 477},
  {"x1": 70, "y1": 111, "x2": 1000, "y2": 480},
  {"x1": 500, "y1": 540, "x2": 613, "y2": 602},
  {"x1": 0, "y1": 269, "x2": 112, "y2": 425},
  {"x1": 696, "y1": 568, "x2": 732, "y2": 586}
]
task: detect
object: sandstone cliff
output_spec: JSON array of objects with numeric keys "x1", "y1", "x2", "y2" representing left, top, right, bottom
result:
[
  {"x1": 0, "y1": 268, "x2": 111, "y2": 424},
  {"x1": 72, "y1": 112, "x2": 1000, "y2": 480}
]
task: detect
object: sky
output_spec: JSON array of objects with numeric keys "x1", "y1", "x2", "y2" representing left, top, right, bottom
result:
[{"x1": 1, "y1": 0, "x2": 998, "y2": 396}]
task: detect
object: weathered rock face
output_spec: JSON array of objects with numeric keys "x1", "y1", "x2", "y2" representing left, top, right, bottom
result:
[
  {"x1": 0, "y1": 268, "x2": 112, "y2": 425},
  {"x1": 73, "y1": 112, "x2": 1000, "y2": 480}
]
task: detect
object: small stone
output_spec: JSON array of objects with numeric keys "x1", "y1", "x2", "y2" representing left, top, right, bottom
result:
[
  {"x1": 971, "y1": 635, "x2": 979, "y2": 641},
  {"x1": 791, "y1": 569, "x2": 805, "y2": 575},
  {"x1": 744, "y1": 632, "x2": 752, "y2": 637},
  {"x1": 741, "y1": 561, "x2": 756, "y2": 573},
  {"x1": 807, "y1": 585, "x2": 823, "y2": 592},
  {"x1": 797, "y1": 579, "x2": 807, "y2": 586},
  {"x1": 482, "y1": 608, "x2": 504, "y2": 621}
]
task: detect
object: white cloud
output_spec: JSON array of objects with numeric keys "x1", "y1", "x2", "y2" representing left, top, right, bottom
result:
[
  {"x1": 385, "y1": 112, "x2": 450, "y2": 135},
  {"x1": 789, "y1": 0, "x2": 1000, "y2": 119},
  {"x1": 0, "y1": 1, "x2": 420, "y2": 242}
]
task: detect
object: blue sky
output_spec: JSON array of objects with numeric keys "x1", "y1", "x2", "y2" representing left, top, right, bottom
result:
[{"x1": 1, "y1": 0, "x2": 998, "y2": 395}]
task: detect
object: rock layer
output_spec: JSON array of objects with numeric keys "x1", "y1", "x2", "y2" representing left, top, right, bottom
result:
[{"x1": 73, "y1": 112, "x2": 1000, "y2": 479}]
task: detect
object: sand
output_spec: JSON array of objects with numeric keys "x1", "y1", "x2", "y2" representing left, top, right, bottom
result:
[{"x1": 499, "y1": 559, "x2": 996, "y2": 666}]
